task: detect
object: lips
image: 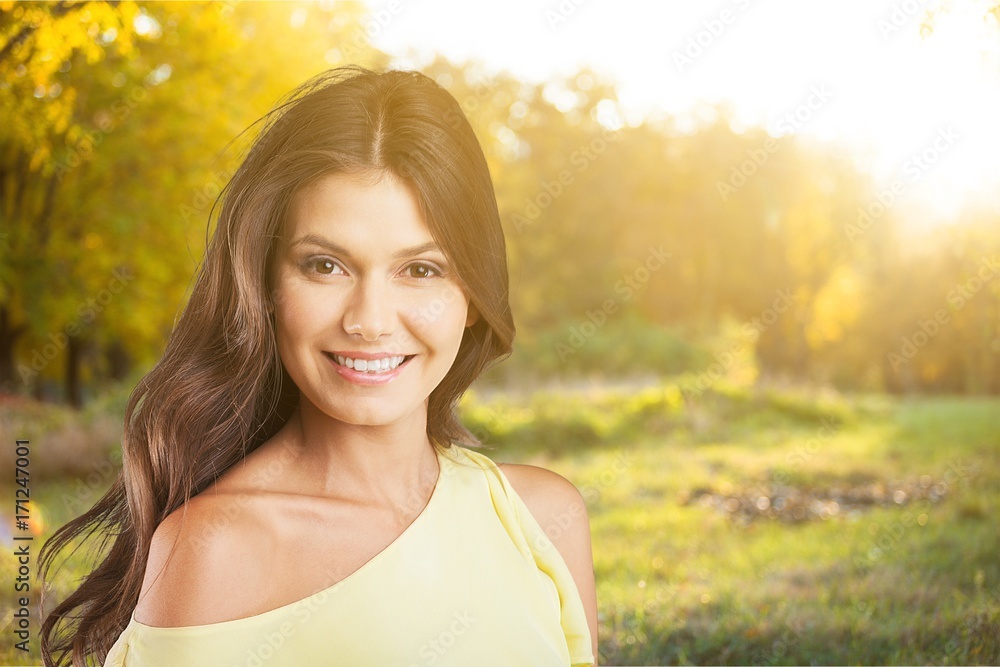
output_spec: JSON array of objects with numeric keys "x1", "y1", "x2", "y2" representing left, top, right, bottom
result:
[{"x1": 323, "y1": 351, "x2": 416, "y2": 386}]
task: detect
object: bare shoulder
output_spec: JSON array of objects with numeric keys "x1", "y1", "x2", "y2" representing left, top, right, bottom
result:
[
  {"x1": 495, "y1": 463, "x2": 591, "y2": 566},
  {"x1": 497, "y1": 463, "x2": 589, "y2": 526},
  {"x1": 133, "y1": 491, "x2": 269, "y2": 627},
  {"x1": 498, "y1": 462, "x2": 599, "y2": 665}
]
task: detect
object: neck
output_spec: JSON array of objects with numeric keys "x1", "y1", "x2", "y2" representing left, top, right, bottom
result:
[{"x1": 281, "y1": 399, "x2": 440, "y2": 514}]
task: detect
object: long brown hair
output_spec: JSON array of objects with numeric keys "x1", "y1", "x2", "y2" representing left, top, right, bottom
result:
[{"x1": 39, "y1": 64, "x2": 515, "y2": 667}]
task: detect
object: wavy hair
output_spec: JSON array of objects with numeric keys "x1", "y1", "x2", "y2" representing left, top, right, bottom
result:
[{"x1": 39, "y1": 64, "x2": 515, "y2": 666}]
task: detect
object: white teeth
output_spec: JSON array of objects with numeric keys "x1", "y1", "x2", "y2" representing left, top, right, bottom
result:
[{"x1": 333, "y1": 354, "x2": 406, "y2": 373}]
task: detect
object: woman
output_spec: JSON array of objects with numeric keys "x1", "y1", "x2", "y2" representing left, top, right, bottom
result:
[{"x1": 39, "y1": 65, "x2": 598, "y2": 666}]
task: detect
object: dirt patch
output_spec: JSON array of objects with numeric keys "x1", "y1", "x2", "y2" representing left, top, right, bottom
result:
[{"x1": 680, "y1": 475, "x2": 949, "y2": 524}]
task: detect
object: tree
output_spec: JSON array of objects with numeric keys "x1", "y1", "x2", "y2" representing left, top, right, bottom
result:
[{"x1": 1, "y1": 0, "x2": 376, "y2": 404}]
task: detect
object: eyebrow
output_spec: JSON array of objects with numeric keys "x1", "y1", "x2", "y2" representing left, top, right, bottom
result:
[{"x1": 288, "y1": 234, "x2": 445, "y2": 260}]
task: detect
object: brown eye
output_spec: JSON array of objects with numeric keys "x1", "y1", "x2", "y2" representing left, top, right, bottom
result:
[
  {"x1": 304, "y1": 258, "x2": 340, "y2": 275},
  {"x1": 407, "y1": 263, "x2": 440, "y2": 279}
]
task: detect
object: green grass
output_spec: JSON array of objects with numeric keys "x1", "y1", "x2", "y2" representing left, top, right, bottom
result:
[
  {"x1": 473, "y1": 387, "x2": 999, "y2": 665},
  {"x1": 2, "y1": 382, "x2": 997, "y2": 665}
]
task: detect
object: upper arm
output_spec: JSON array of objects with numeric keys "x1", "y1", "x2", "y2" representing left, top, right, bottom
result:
[
  {"x1": 133, "y1": 496, "x2": 263, "y2": 627},
  {"x1": 499, "y1": 463, "x2": 599, "y2": 666}
]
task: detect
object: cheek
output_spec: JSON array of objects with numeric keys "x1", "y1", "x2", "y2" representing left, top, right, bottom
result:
[
  {"x1": 276, "y1": 293, "x2": 311, "y2": 327},
  {"x1": 273, "y1": 281, "x2": 327, "y2": 348},
  {"x1": 403, "y1": 287, "x2": 469, "y2": 335}
]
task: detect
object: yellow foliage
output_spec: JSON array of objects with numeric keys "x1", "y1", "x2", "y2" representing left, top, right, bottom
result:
[{"x1": 805, "y1": 264, "x2": 865, "y2": 350}]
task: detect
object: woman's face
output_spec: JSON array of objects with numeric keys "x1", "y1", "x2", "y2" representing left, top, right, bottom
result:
[{"x1": 272, "y1": 170, "x2": 478, "y2": 426}]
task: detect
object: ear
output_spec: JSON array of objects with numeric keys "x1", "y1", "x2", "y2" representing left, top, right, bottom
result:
[{"x1": 465, "y1": 301, "x2": 480, "y2": 328}]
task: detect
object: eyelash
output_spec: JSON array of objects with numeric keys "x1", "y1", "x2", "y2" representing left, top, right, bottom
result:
[{"x1": 301, "y1": 257, "x2": 444, "y2": 280}]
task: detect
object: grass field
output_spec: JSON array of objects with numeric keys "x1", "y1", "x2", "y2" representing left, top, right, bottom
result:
[
  {"x1": 469, "y1": 383, "x2": 1000, "y2": 665},
  {"x1": 2, "y1": 381, "x2": 998, "y2": 665}
]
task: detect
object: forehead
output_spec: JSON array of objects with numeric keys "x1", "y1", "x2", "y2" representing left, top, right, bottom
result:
[{"x1": 283, "y1": 171, "x2": 433, "y2": 246}]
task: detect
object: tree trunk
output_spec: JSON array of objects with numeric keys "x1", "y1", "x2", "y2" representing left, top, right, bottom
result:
[
  {"x1": 66, "y1": 335, "x2": 83, "y2": 408},
  {"x1": 106, "y1": 338, "x2": 131, "y2": 381},
  {"x1": 0, "y1": 306, "x2": 26, "y2": 391}
]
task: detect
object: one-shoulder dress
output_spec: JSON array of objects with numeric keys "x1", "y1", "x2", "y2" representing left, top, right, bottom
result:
[{"x1": 104, "y1": 443, "x2": 595, "y2": 666}]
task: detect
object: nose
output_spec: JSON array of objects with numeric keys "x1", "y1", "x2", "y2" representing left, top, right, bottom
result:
[{"x1": 342, "y1": 276, "x2": 396, "y2": 341}]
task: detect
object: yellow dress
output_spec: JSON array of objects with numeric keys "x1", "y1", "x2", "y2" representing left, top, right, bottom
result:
[{"x1": 104, "y1": 443, "x2": 595, "y2": 666}]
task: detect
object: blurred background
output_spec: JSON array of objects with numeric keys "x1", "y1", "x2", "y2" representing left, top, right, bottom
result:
[{"x1": 0, "y1": 1, "x2": 997, "y2": 664}]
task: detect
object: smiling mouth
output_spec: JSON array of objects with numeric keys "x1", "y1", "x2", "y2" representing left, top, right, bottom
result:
[{"x1": 323, "y1": 353, "x2": 416, "y2": 373}]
